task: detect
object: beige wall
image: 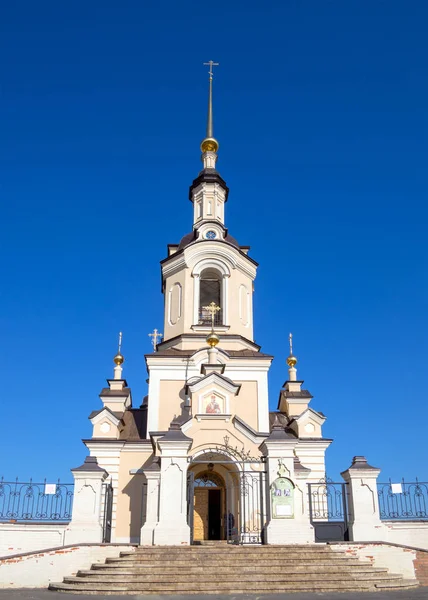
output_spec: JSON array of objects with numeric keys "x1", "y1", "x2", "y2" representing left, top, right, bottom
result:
[
  {"x1": 115, "y1": 450, "x2": 153, "y2": 542},
  {"x1": 158, "y1": 380, "x2": 186, "y2": 431},
  {"x1": 92, "y1": 420, "x2": 120, "y2": 439},
  {"x1": 233, "y1": 381, "x2": 258, "y2": 430}
]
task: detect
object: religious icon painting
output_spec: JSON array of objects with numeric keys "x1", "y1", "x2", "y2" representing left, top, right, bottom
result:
[{"x1": 204, "y1": 393, "x2": 224, "y2": 414}]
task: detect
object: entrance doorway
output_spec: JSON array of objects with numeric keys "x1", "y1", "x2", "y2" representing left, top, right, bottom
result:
[
  {"x1": 208, "y1": 489, "x2": 221, "y2": 540},
  {"x1": 192, "y1": 471, "x2": 225, "y2": 542}
]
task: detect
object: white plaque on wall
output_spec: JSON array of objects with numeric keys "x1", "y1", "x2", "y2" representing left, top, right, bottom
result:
[
  {"x1": 391, "y1": 483, "x2": 403, "y2": 494},
  {"x1": 276, "y1": 504, "x2": 292, "y2": 516},
  {"x1": 44, "y1": 483, "x2": 57, "y2": 495}
]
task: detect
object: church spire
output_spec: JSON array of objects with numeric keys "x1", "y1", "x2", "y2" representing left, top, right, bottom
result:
[
  {"x1": 113, "y1": 331, "x2": 124, "y2": 380},
  {"x1": 286, "y1": 333, "x2": 298, "y2": 382},
  {"x1": 201, "y1": 61, "x2": 219, "y2": 163}
]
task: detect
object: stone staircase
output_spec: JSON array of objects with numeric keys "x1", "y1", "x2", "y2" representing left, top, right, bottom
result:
[{"x1": 49, "y1": 544, "x2": 419, "y2": 594}]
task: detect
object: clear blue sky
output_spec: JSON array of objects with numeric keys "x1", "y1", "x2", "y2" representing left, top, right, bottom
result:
[{"x1": 1, "y1": 1, "x2": 427, "y2": 484}]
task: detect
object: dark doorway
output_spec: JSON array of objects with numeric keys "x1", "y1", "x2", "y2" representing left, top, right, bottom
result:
[{"x1": 208, "y1": 489, "x2": 221, "y2": 540}]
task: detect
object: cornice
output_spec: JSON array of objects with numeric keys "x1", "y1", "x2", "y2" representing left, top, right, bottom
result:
[{"x1": 161, "y1": 240, "x2": 258, "y2": 280}]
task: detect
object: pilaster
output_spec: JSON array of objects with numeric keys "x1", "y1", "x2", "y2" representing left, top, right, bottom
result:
[
  {"x1": 153, "y1": 423, "x2": 192, "y2": 545},
  {"x1": 140, "y1": 461, "x2": 161, "y2": 546}
]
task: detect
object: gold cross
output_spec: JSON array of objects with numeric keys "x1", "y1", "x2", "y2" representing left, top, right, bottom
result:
[
  {"x1": 202, "y1": 301, "x2": 221, "y2": 329},
  {"x1": 203, "y1": 60, "x2": 219, "y2": 80},
  {"x1": 148, "y1": 328, "x2": 163, "y2": 352}
]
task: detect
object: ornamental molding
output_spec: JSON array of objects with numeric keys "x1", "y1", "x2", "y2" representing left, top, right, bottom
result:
[{"x1": 90, "y1": 409, "x2": 121, "y2": 427}]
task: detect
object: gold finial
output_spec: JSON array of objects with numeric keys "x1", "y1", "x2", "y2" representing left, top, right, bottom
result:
[
  {"x1": 206, "y1": 331, "x2": 220, "y2": 348},
  {"x1": 148, "y1": 328, "x2": 163, "y2": 352},
  {"x1": 201, "y1": 61, "x2": 219, "y2": 154},
  {"x1": 113, "y1": 331, "x2": 124, "y2": 365},
  {"x1": 286, "y1": 332, "x2": 298, "y2": 367}
]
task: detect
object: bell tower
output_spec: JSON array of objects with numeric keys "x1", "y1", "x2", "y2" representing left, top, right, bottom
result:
[{"x1": 160, "y1": 63, "x2": 258, "y2": 352}]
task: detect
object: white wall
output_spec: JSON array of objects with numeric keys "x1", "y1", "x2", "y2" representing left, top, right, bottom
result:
[
  {"x1": 0, "y1": 523, "x2": 68, "y2": 557},
  {"x1": 0, "y1": 544, "x2": 135, "y2": 588},
  {"x1": 381, "y1": 521, "x2": 428, "y2": 550},
  {"x1": 330, "y1": 543, "x2": 418, "y2": 580}
]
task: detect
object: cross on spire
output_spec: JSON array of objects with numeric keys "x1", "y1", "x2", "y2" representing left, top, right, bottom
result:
[
  {"x1": 289, "y1": 332, "x2": 293, "y2": 355},
  {"x1": 203, "y1": 60, "x2": 219, "y2": 80},
  {"x1": 202, "y1": 301, "x2": 221, "y2": 329},
  {"x1": 148, "y1": 328, "x2": 163, "y2": 352}
]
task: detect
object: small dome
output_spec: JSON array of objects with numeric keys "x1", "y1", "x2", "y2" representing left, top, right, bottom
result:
[
  {"x1": 287, "y1": 355, "x2": 297, "y2": 368},
  {"x1": 206, "y1": 332, "x2": 220, "y2": 347},
  {"x1": 114, "y1": 352, "x2": 124, "y2": 366}
]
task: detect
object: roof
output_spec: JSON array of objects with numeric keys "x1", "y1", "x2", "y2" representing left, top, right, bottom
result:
[
  {"x1": 88, "y1": 407, "x2": 124, "y2": 421},
  {"x1": 188, "y1": 168, "x2": 229, "y2": 202},
  {"x1": 149, "y1": 346, "x2": 272, "y2": 359},
  {"x1": 99, "y1": 387, "x2": 131, "y2": 398},
  {"x1": 119, "y1": 408, "x2": 148, "y2": 441},
  {"x1": 282, "y1": 390, "x2": 313, "y2": 399},
  {"x1": 177, "y1": 230, "x2": 240, "y2": 251},
  {"x1": 268, "y1": 412, "x2": 298, "y2": 439},
  {"x1": 71, "y1": 456, "x2": 107, "y2": 474}
]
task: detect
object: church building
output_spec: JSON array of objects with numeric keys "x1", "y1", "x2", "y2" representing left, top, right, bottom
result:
[{"x1": 84, "y1": 64, "x2": 332, "y2": 546}]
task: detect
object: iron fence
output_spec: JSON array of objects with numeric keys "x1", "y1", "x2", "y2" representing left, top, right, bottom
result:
[
  {"x1": 378, "y1": 479, "x2": 428, "y2": 520},
  {"x1": 0, "y1": 478, "x2": 74, "y2": 522},
  {"x1": 308, "y1": 478, "x2": 350, "y2": 542}
]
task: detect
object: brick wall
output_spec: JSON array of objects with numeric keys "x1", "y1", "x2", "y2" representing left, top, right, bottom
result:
[{"x1": 414, "y1": 551, "x2": 428, "y2": 586}]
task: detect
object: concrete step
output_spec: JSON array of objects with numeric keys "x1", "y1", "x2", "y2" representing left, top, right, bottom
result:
[
  {"x1": 66, "y1": 573, "x2": 402, "y2": 583},
  {"x1": 85, "y1": 564, "x2": 385, "y2": 575},
  {"x1": 376, "y1": 579, "x2": 420, "y2": 589},
  {"x1": 105, "y1": 557, "x2": 365, "y2": 567},
  {"x1": 126, "y1": 546, "x2": 332, "y2": 554},
  {"x1": 49, "y1": 580, "x2": 413, "y2": 593},
  {"x1": 49, "y1": 544, "x2": 419, "y2": 595}
]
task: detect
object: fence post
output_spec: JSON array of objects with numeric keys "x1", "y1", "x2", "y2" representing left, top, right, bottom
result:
[
  {"x1": 341, "y1": 456, "x2": 383, "y2": 541},
  {"x1": 65, "y1": 456, "x2": 109, "y2": 545}
]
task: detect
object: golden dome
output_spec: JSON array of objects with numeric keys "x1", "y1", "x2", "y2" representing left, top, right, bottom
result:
[
  {"x1": 206, "y1": 332, "x2": 220, "y2": 348},
  {"x1": 286, "y1": 354, "x2": 297, "y2": 368},
  {"x1": 201, "y1": 137, "x2": 219, "y2": 153},
  {"x1": 113, "y1": 352, "x2": 124, "y2": 366}
]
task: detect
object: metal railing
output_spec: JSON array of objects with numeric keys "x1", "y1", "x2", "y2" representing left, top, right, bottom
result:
[
  {"x1": 378, "y1": 478, "x2": 428, "y2": 520},
  {"x1": 0, "y1": 478, "x2": 74, "y2": 522},
  {"x1": 198, "y1": 307, "x2": 223, "y2": 326}
]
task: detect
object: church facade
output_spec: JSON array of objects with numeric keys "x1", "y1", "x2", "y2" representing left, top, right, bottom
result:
[{"x1": 83, "y1": 68, "x2": 332, "y2": 546}]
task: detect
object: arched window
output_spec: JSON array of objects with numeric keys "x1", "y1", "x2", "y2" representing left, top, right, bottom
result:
[
  {"x1": 194, "y1": 472, "x2": 224, "y2": 488},
  {"x1": 199, "y1": 268, "x2": 222, "y2": 325}
]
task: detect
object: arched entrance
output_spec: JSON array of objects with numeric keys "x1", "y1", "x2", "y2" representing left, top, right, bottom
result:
[
  {"x1": 187, "y1": 442, "x2": 268, "y2": 544},
  {"x1": 187, "y1": 454, "x2": 241, "y2": 543}
]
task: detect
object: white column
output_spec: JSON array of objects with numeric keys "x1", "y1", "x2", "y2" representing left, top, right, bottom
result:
[
  {"x1": 222, "y1": 274, "x2": 229, "y2": 326},
  {"x1": 140, "y1": 470, "x2": 161, "y2": 546},
  {"x1": 341, "y1": 456, "x2": 383, "y2": 541},
  {"x1": 193, "y1": 274, "x2": 200, "y2": 325},
  {"x1": 65, "y1": 457, "x2": 108, "y2": 545},
  {"x1": 153, "y1": 430, "x2": 192, "y2": 545}
]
